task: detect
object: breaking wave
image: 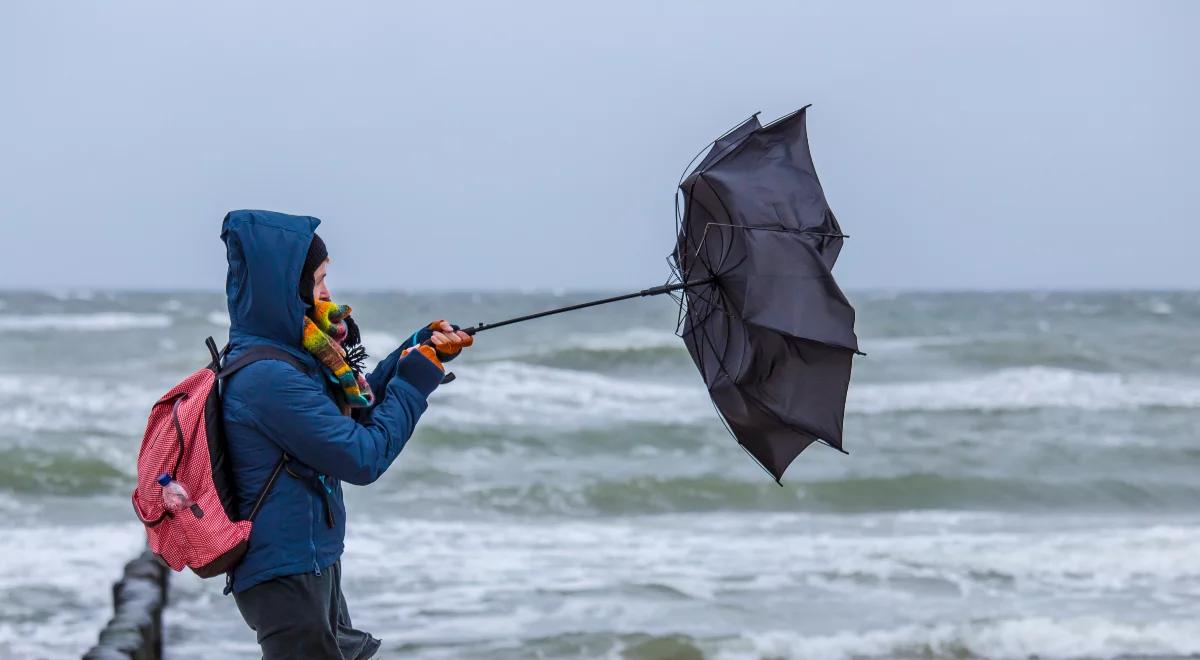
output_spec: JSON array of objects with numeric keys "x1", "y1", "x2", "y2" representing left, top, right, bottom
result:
[
  {"x1": 424, "y1": 361, "x2": 712, "y2": 428},
  {"x1": 850, "y1": 367, "x2": 1200, "y2": 414},
  {"x1": 713, "y1": 617, "x2": 1200, "y2": 660},
  {"x1": 0, "y1": 313, "x2": 172, "y2": 331},
  {"x1": 439, "y1": 472, "x2": 1200, "y2": 516}
]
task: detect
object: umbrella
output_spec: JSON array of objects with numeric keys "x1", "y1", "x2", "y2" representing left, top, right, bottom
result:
[
  {"x1": 668, "y1": 105, "x2": 860, "y2": 480},
  {"x1": 435, "y1": 106, "x2": 859, "y2": 481}
]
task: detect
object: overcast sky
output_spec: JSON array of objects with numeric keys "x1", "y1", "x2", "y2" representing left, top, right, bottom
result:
[{"x1": 1, "y1": 1, "x2": 1195, "y2": 291}]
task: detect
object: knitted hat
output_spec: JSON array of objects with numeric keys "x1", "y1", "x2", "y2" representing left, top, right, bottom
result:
[{"x1": 298, "y1": 233, "x2": 328, "y2": 305}]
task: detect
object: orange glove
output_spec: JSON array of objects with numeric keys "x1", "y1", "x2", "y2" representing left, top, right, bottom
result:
[
  {"x1": 426, "y1": 320, "x2": 474, "y2": 362},
  {"x1": 400, "y1": 344, "x2": 444, "y2": 372}
]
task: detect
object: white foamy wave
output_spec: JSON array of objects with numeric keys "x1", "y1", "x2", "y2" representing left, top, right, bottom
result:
[
  {"x1": 814, "y1": 521, "x2": 1200, "y2": 596},
  {"x1": 850, "y1": 367, "x2": 1200, "y2": 414},
  {"x1": 0, "y1": 313, "x2": 171, "y2": 331},
  {"x1": 206, "y1": 310, "x2": 230, "y2": 326},
  {"x1": 360, "y1": 331, "x2": 401, "y2": 355},
  {"x1": 425, "y1": 361, "x2": 712, "y2": 427},
  {"x1": 348, "y1": 516, "x2": 1200, "y2": 656},
  {"x1": 1145, "y1": 298, "x2": 1173, "y2": 315},
  {"x1": 560, "y1": 327, "x2": 681, "y2": 352},
  {"x1": 44, "y1": 288, "x2": 96, "y2": 301},
  {"x1": 717, "y1": 617, "x2": 1200, "y2": 660},
  {"x1": 491, "y1": 327, "x2": 684, "y2": 361},
  {"x1": 859, "y1": 334, "x2": 977, "y2": 354},
  {"x1": 0, "y1": 374, "x2": 163, "y2": 434},
  {"x1": 360, "y1": 331, "x2": 402, "y2": 372},
  {"x1": 0, "y1": 523, "x2": 144, "y2": 658}
]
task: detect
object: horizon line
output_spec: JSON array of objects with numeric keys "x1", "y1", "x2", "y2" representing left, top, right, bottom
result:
[{"x1": 1, "y1": 285, "x2": 1198, "y2": 295}]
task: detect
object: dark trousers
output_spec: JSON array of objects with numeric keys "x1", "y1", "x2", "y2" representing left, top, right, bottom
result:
[{"x1": 234, "y1": 561, "x2": 381, "y2": 660}]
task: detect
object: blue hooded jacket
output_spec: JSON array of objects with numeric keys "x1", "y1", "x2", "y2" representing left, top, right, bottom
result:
[{"x1": 220, "y1": 210, "x2": 444, "y2": 594}]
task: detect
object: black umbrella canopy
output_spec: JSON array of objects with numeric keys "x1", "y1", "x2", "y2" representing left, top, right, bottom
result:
[
  {"x1": 433, "y1": 105, "x2": 858, "y2": 481},
  {"x1": 670, "y1": 106, "x2": 859, "y2": 481}
]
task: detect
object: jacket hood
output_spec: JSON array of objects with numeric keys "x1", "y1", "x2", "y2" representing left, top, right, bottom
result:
[{"x1": 221, "y1": 210, "x2": 321, "y2": 347}]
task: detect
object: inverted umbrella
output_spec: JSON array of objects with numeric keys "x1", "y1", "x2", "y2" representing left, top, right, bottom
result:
[
  {"x1": 437, "y1": 106, "x2": 859, "y2": 481},
  {"x1": 669, "y1": 105, "x2": 860, "y2": 480}
]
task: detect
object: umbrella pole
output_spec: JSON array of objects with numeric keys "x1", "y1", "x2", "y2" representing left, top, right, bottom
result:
[
  {"x1": 428, "y1": 277, "x2": 714, "y2": 384},
  {"x1": 458, "y1": 277, "x2": 716, "y2": 336}
]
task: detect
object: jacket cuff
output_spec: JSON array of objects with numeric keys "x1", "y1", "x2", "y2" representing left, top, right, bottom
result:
[
  {"x1": 403, "y1": 326, "x2": 434, "y2": 351},
  {"x1": 394, "y1": 350, "x2": 443, "y2": 398},
  {"x1": 404, "y1": 325, "x2": 462, "y2": 362}
]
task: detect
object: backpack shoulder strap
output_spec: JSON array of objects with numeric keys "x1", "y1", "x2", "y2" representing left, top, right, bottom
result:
[
  {"x1": 207, "y1": 339, "x2": 309, "y2": 532},
  {"x1": 216, "y1": 344, "x2": 311, "y2": 379}
]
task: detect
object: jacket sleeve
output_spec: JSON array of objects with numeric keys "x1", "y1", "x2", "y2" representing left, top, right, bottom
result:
[
  {"x1": 363, "y1": 324, "x2": 453, "y2": 397},
  {"x1": 226, "y1": 351, "x2": 444, "y2": 486},
  {"x1": 363, "y1": 344, "x2": 411, "y2": 400}
]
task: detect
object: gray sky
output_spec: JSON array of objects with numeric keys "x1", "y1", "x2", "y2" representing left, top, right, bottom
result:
[{"x1": 1, "y1": 1, "x2": 1196, "y2": 291}]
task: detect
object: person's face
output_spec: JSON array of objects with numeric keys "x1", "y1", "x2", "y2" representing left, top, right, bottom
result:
[{"x1": 312, "y1": 258, "x2": 331, "y2": 303}]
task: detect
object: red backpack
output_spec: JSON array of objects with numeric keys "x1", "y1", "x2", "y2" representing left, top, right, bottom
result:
[{"x1": 131, "y1": 337, "x2": 308, "y2": 578}]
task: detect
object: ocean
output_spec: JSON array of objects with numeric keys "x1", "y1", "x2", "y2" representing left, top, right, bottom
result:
[{"x1": 1, "y1": 289, "x2": 1198, "y2": 659}]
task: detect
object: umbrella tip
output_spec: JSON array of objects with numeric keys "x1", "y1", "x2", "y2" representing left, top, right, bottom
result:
[{"x1": 821, "y1": 439, "x2": 850, "y2": 456}]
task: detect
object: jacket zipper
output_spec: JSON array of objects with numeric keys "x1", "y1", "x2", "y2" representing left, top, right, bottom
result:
[{"x1": 309, "y1": 488, "x2": 320, "y2": 576}]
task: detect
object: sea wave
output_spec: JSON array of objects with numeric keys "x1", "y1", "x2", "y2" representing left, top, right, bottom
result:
[
  {"x1": 0, "y1": 313, "x2": 172, "y2": 331},
  {"x1": 552, "y1": 328, "x2": 682, "y2": 353},
  {"x1": 158, "y1": 511, "x2": 1200, "y2": 659},
  {"x1": 427, "y1": 363, "x2": 1200, "y2": 430},
  {"x1": 409, "y1": 620, "x2": 1200, "y2": 660},
  {"x1": 439, "y1": 472, "x2": 1200, "y2": 516},
  {"x1": 850, "y1": 367, "x2": 1200, "y2": 414},
  {"x1": 359, "y1": 331, "x2": 402, "y2": 370},
  {"x1": 0, "y1": 374, "x2": 161, "y2": 434},
  {"x1": 0, "y1": 447, "x2": 127, "y2": 495},
  {"x1": 424, "y1": 361, "x2": 712, "y2": 428},
  {"x1": 486, "y1": 327, "x2": 688, "y2": 370},
  {"x1": 715, "y1": 617, "x2": 1200, "y2": 660},
  {"x1": 0, "y1": 523, "x2": 143, "y2": 659},
  {"x1": 306, "y1": 516, "x2": 1200, "y2": 658},
  {"x1": 859, "y1": 334, "x2": 981, "y2": 354}
]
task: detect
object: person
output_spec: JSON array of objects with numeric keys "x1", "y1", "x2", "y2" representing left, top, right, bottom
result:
[{"x1": 219, "y1": 210, "x2": 472, "y2": 659}]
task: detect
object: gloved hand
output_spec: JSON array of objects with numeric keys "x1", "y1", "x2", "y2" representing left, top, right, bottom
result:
[
  {"x1": 408, "y1": 320, "x2": 473, "y2": 363},
  {"x1": 400, "y1": 344, "x2": 444, "y2": 372}
]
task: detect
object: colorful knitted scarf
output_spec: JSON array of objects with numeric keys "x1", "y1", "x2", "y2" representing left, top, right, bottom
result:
[{"x1": 302, "y1": 299, "x2": 374, "y2": 408}]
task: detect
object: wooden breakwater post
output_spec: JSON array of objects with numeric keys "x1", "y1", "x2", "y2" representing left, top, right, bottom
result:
[{"x1": 83, "y1": 550, "x2": 169, "y2": 660}]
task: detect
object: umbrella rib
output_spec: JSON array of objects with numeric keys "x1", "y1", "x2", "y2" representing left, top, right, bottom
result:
[
  {"x1": 677, "y1": 178, "x2": 707, "y2": 276},
  {"x1": 678, "y1": 278, "x2": 726, "y2": 334},
  {"x1": 687, "y1": 284, "x2": 734, "y2": 381}
]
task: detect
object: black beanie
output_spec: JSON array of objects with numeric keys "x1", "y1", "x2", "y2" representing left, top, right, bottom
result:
[{"x1": 298, "y1": 233, "x2": 328, "y2": 305}]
